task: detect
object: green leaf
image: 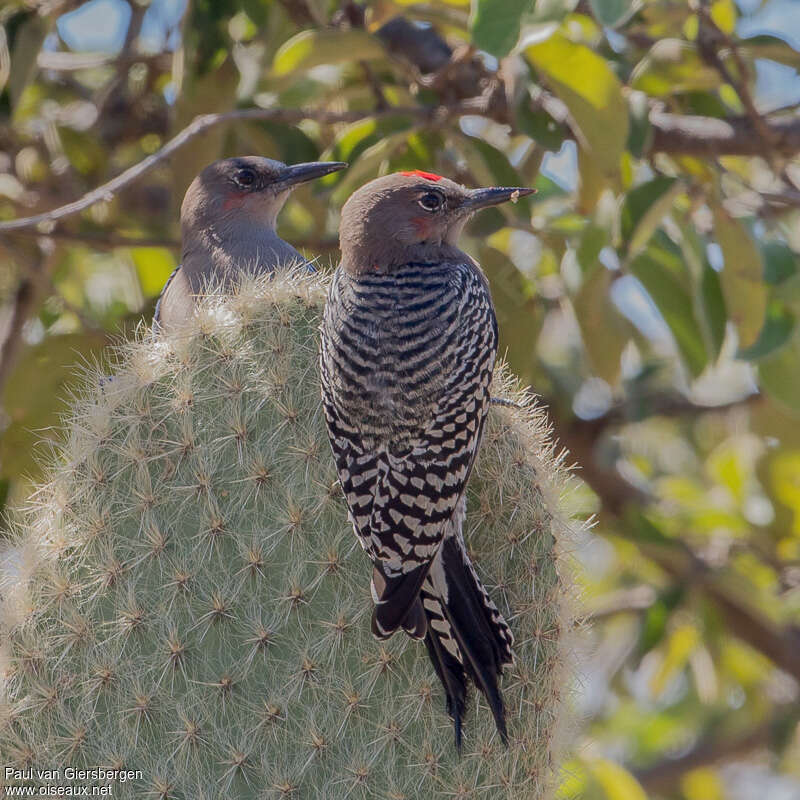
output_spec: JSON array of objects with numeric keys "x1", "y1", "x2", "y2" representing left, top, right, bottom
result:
[
  {"x1": 630, "y1": 245, "x2": 708, "y2": 377},
  {"x1": 577, "y1": 223, "x2": 608, "y2": 273},
  {"x1": 516, "y1": 98, "x2": 567, "y2": 151},
  {"x1": 759, "y1": 330, "x2": 800, "y2": 412},
  {"x1": 0, "y1": 333, "x2": 108, "y2": 486},
  {"x1": 640, "y1": 586, "x2": 686, "y2": 653},
  {"x1": 620, "y1": 177, "x2": 682, "y2": 260},
  {"x1": 743, "y1": 34, "x2": 800, "y2": 69},
  {"x1": 7, "y1": 12, "x2": 48, "y2": 110},
  {"x1": 588, "y1": 0, "x2": 634, "y2": 27},
  {"x1": 459, "y1": 135, "x2": 530, "y2": 218},
  {"x1": 626, "y1": 90, "x2": 652, "y2": 158},
  {"x1": 701, "y1": 262, "x2": 727, "y2": 360},
  {"x1": 573, "y1": 266, "x2": 634, "y2": 383},
  {"x1": 737, "y1": 302, "x2": 794, "y2": 361},
  {"x1": 470, "y1": 0, "x2": 531, "y2": 57},
  {"x1": 525, "y1": 33, "x2": 628, "y2": 174},
  {"x1": 273, "y1": 30, "x2": 385, "y2": 75},
  {"x1": 479, "y1": 244, "x2": 543, "y2": 384},
  {"x1": 762, "y1": 240, "x2": 798, "y2": 285},
  {"x1": 330, "y1": 132, "x2": 410, "y2": 205},
  {"x1": 324, "y1": 117, "x2": 413, "y2": 165},
  {"x1": 711, "y1": 203, "x2": 767, "y2": 350}
]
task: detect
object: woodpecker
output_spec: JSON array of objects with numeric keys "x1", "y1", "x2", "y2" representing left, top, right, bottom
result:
[
  {"x1": 320, "y1": 170, "x2": 534, "y2": 748},
  {"x1": 154, "y1": 156, "x2": 347, "y2": 331}
]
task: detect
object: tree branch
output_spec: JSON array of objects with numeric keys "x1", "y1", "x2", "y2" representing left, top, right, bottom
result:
[
  {"x1": 634, "y1": 713, "x2": 795, "y2": 794},
  {"x1": 0, "y1": 104, "x2": 473, "y2": 234},
  {"x1": 546, "y1": 402, "x2": 800, "y2": 683},
  {"x1": 648, "y1": 109, "x2": 800, "y2": 157},
  {"x1": 0, "y1": 245, "x2": 57, "y2": 394}
]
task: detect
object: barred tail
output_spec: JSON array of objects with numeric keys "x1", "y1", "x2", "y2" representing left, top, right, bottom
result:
[{"x1": 422, "y1": 533, "x2": 514, "y2": 750}]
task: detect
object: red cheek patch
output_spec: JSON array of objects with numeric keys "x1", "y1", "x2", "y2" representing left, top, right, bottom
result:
[
  {"x1": 400, "y1": 170, "x2": 443, "y2": 182},
  {"x1": 222, "y1": 192, "x2": 247, "y2": 212},
  {"x1": 411, "y1": 217, "x2": 431, "y2": 236}
]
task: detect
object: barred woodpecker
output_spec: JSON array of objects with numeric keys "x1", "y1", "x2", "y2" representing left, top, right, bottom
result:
[
  {"x1": 154, "y1": 157, "x2": 347, "y2": 332},
  {"x1": 319, "y1": 170, "x2": 534, "y2": 748}
]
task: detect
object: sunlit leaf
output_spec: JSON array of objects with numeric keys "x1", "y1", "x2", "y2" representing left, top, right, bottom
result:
[
  {"x1": 710, "y1": 0, "x2": 736, "y2": 34},
  {"x1": 632, "y1": 40, "x2": 722, "y2": 96},
  {"x1": 737, "y1": 302, "x2": 794, "y2": 361},
  {"x1": 525, "y1": 32, "x2": 628, "y2": 174},
  {"x1": 590, "y1": 759, "x2": 648, "y2": 800},
  {"x1": 711, "y1": 203, "x2": 767, "y2": 350},
  {"x1": 131, "y1": 247, "x2": 178, "y2": 299},
  {"x1": 682, "y1": 768, "x2": 726, "y2": 800},
  {"x1": 707, "y1": 441, "x2": 749, "y2": 501},
  {"x1": 273, "y1": 29, "x2": 385, "y2": 75},
  {"x1": 651, "y1": 622, "x2": 699, "y2": 696},
  {"x1": 323, "y1": 116, "x2": 413, "y2": 176}
]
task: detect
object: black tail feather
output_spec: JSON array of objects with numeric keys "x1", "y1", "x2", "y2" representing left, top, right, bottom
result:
[
  {"x1": 370, "y1": 561, "x2": 429, "y2": 639},
  {"x1": 422, "y1": 535, "x2": 514, "y2": 746},
  {"x1": 423, "y1": 623, "x2": 467, "y2": 751}
]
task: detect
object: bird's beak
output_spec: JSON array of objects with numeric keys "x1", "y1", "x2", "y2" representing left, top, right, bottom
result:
[
  {"x1": 460, "y1": 186, "x2": 536, "y2": 210},
  {"x1": 278, "y1": 161, "x2": 348, "y2": 187}
]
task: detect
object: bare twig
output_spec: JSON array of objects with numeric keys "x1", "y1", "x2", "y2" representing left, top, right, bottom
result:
[
  {"x1": 0, "y1": 104, "x2": 473, "y2": 234},
  {"x1": 696, "y1": 4, "x2": 781, "y2": 156}
]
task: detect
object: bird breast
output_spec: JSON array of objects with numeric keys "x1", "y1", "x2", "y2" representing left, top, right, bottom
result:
[{"x1": 322, "y1": 262, "x2": 491, "y2": 445}]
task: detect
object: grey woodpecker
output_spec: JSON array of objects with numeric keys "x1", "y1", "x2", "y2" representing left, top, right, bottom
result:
[
  {"x1": 319, "y1": 169, "x2": 535, "y2": 748},
  {"x1": 154, "y1": 156, "x2": 347, "y2": 331}
]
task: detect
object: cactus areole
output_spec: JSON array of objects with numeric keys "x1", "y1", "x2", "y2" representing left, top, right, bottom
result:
[{"x1": 0, "y1": 271, "x2": 575, "y2": 799}]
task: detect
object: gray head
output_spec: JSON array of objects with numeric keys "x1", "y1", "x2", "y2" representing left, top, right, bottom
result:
[
  {"x1": 181, "y1": 156, "x2": 347, "y2": 236},
  {"x1": 339, "y1": 170, "x2": 534, "y2": 273}
]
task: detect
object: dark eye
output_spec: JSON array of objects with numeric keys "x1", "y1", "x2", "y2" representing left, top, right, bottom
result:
[
  {"x1": 418, "y1": 191, "x2": 443, "y2": 212},
  {"x1": 235, "y1": 168, "x2": 256, "y2": 188}
]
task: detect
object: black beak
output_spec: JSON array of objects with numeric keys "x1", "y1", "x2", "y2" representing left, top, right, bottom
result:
[
  {"x1": 461, "y1": 186, "x2": 536, "y2": 210},
  {"x1": 279, "y1": 161, "x2": 348, "y2": 187}
]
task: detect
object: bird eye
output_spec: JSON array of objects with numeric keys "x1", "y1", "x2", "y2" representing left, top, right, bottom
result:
[
  {"x1": 235, "y1": 168, "x2": 256, "y2": 188},
  {"x1": 418, "y1": 191, "x2": 443, "y2": 212}
]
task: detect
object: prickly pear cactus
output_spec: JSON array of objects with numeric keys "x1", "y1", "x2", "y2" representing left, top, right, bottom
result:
[{"x1": 0, "y1": 271, "x2": 576, "y2": 799}]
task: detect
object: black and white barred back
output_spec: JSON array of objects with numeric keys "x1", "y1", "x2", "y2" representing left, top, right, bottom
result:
[{"x1": 319, "y1": 260, "x2": 514, "y2": 747}]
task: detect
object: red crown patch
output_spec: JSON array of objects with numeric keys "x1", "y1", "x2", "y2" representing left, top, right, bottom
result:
[{"x1": 400, "y1": 170, "x2": 443, "y2": 182}]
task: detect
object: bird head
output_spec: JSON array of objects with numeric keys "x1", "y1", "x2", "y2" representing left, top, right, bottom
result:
[
  {"x1": 339, "y1": 170, "x2": 535, "y2": 273},
  {"x1": 181, "y1": 156, "x2": 347, "y2": 231}
]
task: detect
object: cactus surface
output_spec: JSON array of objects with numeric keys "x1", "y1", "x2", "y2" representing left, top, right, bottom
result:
[{"x1": 1, "y1": 271, "x2": 576, "y2": 799}]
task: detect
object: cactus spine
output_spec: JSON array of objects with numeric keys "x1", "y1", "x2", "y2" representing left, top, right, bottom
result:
[{"x1": 1, "y1": 271, "x2": 576, "y2": 799}]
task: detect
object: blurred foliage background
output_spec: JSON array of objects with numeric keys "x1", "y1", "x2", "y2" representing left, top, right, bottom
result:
[{"x1": 1, "y1": 0, "x2": 800, "y2": 797}]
